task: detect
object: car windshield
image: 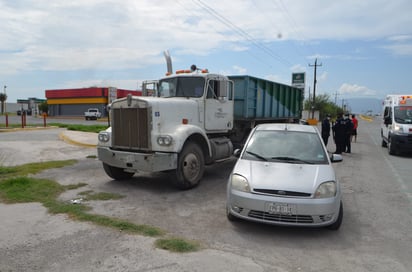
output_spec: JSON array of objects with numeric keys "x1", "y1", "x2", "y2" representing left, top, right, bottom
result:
[
  {"x1": 158, "y1": 77, "x2": 205, "y2": 98},
  {"x1": 242, "y1": 129, "x2": 328, "y2": 164},
  {"x1": 394, "y1": 106, "x2": 412, "y2": 124}
]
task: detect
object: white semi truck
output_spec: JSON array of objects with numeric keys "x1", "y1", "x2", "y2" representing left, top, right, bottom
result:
[{"x1": 97, "y1": 53, "x2": 303, "y2": 189}]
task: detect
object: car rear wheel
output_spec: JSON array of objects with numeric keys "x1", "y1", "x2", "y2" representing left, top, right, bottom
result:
[
  {"x1": 327, "y1": 202, "x2": 343, "y2": 230},
  {"x1": 102, "y1": 163, "x2": 134, "y2": 180}
]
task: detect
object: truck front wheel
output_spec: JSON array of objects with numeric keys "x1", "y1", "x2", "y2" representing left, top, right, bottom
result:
[
  {"x1": 173, "y1": 142, "x2": 205, "y2": 190},
  {"x1": 102, "y1": 163, "x2": 134, "y2": 180},
  {"x1": 388, "y1": 138, "x2": 397, "y2": 155}
]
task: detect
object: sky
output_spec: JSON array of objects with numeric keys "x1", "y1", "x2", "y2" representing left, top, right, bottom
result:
[{"x1": 1, "y1": 0, "x2": 412, "y2": 112}]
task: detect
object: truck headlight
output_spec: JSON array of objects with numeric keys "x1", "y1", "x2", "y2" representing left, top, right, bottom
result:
[
  {"x1": 98, "y1": 132, "x2": 110, "y2": 142},
  {"x1": 157, "y1": 135, "x2": 173, "y2": 146},
  {"x1": 230, "y1": 174, "x2": 251, "y2": 192},
  {"x1": 315, "y1": 181, "x2": 337, "y2": 198}
]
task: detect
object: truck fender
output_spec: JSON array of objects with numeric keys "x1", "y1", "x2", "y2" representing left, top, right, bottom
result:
[{"x1": 173, "y1": 124, "x2": 212, "y2": 159}]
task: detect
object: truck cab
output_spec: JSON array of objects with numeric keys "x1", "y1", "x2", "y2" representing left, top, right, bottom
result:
[
  {"x1": 98, "y1": 69, "x2": 235, "y2": 189},
  {"x1": 381, "y1": 94, "x2": 412, "y2": 155}
]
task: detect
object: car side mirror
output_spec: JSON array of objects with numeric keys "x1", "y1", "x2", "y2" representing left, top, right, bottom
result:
[
  {"x1": 233, "y1": 149, "x2": 241, "y2": 158},
  {"x1": 384, "y1": 116, "x2": 392, "y2": 125},
  {"x1": 330, "y1": 153, "x2": 343, "y2": 163}
]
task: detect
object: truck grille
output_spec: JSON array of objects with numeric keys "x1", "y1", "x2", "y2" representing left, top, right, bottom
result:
[{"x1": 112, "y1": 108, "x2": 150, "y2": 150}]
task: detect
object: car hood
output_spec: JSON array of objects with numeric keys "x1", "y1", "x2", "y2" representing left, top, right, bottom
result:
[{"x1": 233, "y1": 159, "x2": 336, "y2": 194}]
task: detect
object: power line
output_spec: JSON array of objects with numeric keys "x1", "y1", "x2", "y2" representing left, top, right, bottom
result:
[{"x1": 192, "y1": 0, "x2": 292, "y2": 66}]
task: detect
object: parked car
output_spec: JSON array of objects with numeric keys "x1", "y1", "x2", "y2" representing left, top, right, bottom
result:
[
  {"x1": 16, "y1": 109, "x2": 32, "y2": 116},
  {"x1": 84, "y1": 108, "x2": 102, "y2": 120},
  {"x1": 226, "y1": 123, "x2": 343, "y2": 230}
]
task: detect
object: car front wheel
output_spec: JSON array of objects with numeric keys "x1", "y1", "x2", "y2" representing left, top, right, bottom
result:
[{"x1": 327, "y1": 202, "x2": 343, "y2": 230}]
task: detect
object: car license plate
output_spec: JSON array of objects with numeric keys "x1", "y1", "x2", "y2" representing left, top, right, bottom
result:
[{"x1": 266, "y1": 202, "x2": 296, "y2": 215}]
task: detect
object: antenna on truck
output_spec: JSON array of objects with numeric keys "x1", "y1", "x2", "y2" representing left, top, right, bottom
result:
[{"x1": 164, "y1": 50, "x2": 173, "y2": 75}]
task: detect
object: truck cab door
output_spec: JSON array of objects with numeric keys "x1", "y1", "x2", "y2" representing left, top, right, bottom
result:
[{"x1": 204, "y1": 79, "x2": 234, "y2": 132}]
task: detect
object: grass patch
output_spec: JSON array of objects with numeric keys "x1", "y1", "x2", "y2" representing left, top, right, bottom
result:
[
  {"x1": 0, "y1": 166, "x2": 19, "y2": 175},
  {"x1": 0, "y1": 176, "x2": 65, "y2": 203},
  {"x1": 43, "y1": 200, "x2": 162, "y2": 236},
  {"x1": 63, "y1": 183, "x2": 88, "y2": 190},
  {"x1": 0, "y1": 160, "x2": 201, "y2": 252},
  {"x1": 48, "y1": 123, "x2": 108, "y2": 133},
  {"x1": 155, "y1": 237, "x2": 200, "y2": 252},
  {"x1": 0, "y1": 160, "x2": 77, "y2": 180},
  {"x1": 0, "y1": 176, "x2": 163, "y2": 237},
  {"x1": 79, "y1": 191, "x2": 124, "y2": 201},
  {"x1": 0, "y1": 122, "x2": 108, "y2": 133}
]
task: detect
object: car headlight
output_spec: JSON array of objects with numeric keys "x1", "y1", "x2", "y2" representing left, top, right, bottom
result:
[
  {"x1": 157, "y1": 135, "x2": 173, "y2": 146},
  {"x1": 314, "y1": 181, "x2": 337, "y2": 198},
  {"x1": 98, "y1": 132, "x2": 110, "y2": 142},
  {"x1": 393, "y1": 124, "x2": 405, "y2": 134},
  {"x1": 230, "y1": 174, "x2": 251, "y2": 192}
]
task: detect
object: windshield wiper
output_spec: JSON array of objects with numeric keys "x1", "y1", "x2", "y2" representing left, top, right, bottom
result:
[
  {"x1": 245, "y1": 151, "x2": 268, "y2": 161},
  {"x1": 270, "y1": 156, "x2": 314, "y2": 164}
]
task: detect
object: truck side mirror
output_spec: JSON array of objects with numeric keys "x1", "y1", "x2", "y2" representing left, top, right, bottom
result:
[{"x1": 217, "y1": 88, "x2": 227, "y2": 98}]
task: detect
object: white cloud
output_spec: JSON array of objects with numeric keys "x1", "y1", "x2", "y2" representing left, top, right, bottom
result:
[
  {"x1": 232, "y1": 65, "x2": 247, "y2": 74},
  {"x1": 338, "y1": 83, "x2": 377, "y2": 97}
]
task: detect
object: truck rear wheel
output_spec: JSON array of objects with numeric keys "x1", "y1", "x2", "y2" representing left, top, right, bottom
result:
[
  {"x1": 102, "y1": 163, "x2": 134, "y2": 180},
  {"x1": 173, "y1": 142, "x2": 205, "y2": 190}
]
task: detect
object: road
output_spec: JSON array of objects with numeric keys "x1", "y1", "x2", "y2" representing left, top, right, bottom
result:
[{"x1": 0, "y1": 118, "x2": 411, "y2": 271}]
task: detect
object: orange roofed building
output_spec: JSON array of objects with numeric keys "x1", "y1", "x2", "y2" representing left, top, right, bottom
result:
[{"x1": 45, "y1": 87, "x2": 141, "y2": 117}]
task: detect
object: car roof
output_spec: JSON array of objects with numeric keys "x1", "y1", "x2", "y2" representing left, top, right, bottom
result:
[{"x1": 254, "y1": 123, "x2": 318, "y2": 133}]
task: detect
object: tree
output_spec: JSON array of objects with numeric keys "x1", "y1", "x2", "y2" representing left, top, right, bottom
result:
[
  {"x1": 0, "y1": 92, "x2": 7, "y2": 114},
  {"x1": 304, "y1": 93, "x2": 343, "y2": 120},
  {"x1": 38, "y1": 101, "x2": 48, "y2": 115}
]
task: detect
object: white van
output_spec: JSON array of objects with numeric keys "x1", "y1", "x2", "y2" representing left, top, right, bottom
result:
[{"x1": 381, "y1": 94, "x2": 412, "y2": 155}]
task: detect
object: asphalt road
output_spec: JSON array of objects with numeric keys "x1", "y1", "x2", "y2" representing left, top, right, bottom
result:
[{"x1": 0, "y1": 118, "x2": 411, "y2": 271}]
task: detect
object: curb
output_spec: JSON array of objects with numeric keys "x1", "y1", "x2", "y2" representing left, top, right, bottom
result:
[
  {"x1": 0, "y1": 126, "x2": 59, "y2": 132},
  {"x1": 58, "y1": 132, "x2": 97, "y2": 148}
]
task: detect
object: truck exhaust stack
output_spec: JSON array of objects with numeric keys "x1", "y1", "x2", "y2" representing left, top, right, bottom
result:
[{"x1": 164, "y1": 50, "x2": 173, "y2": 74}]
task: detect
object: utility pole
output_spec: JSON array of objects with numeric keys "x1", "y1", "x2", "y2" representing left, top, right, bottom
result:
[
  {"x1": 309, "y1": 59, "x2": 322, "y2": 119},
  {"x1": 3, "y1": 85, "x2": 6, "y2": 114},
  {"x1": 334, "y1": 91, "x2": 339, "y2": 105}
]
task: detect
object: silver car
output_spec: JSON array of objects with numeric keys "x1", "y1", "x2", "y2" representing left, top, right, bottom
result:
[{"x1": 226, "y1": 123, "x2": 343, "y2": 230}]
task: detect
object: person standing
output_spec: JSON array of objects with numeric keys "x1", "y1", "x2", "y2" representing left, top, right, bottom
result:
[
  {"x1": 344, "y1": 113, "x2": 354, "y2": 153},
  {"x1": 332, "y1": 113, "x2": 346, "y2": 154},
  {"x1": 321, "y1": 114, "x2": 331, "y2": 146},
  {"x1": 351, "y1": 114, "x2": 358, "y2": 142}
]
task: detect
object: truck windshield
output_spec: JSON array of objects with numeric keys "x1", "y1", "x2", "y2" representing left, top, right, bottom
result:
[
  {"x1": 394, "y1": 106, "x2": 412, "y2": 124},
  {"x1": 159, "y1": 77, "x2": 205, "y2": 98}
]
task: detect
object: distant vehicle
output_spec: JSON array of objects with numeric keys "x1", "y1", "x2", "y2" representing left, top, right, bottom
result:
[
  {"x1": 381, "y1": 94, "x2": 412, "y2": 155},
  {"x1": 226, "y1": 123, "x2": 343, "y2": 230},
  {"x1": 84, "y1": 108, "x2": 102, "y2": 120},
  {"x1": 17, "y1": 109, "x2": 32, "y2": 116}
]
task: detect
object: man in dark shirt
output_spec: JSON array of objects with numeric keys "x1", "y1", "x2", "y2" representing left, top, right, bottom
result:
[
  {"x1": 332, "y1": 113, "x2": 346, "y2": 154},
  {"x1": 321, "y1": 114, "x2": 331, "y2": 146}
]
